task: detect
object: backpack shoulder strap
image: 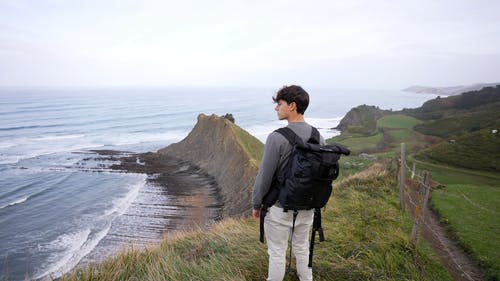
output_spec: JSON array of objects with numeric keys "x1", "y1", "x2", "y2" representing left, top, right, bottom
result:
[
  {"x1": 274, "y1": 127, "x2": 301, "y2": 146},
  {"x1": 276, "y1": 126, "x2": 320, "y2": 145},
  {"x1": 309, "y1": 126, "x2": 320, "y2": 144}
]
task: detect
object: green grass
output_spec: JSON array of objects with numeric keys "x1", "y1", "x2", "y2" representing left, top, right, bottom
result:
[
  {"x1": 323, "y1": 163, "x2": 452, "y2": 281},
  {"x1": 231, "y1": 122, "x2": 264, "y2": 164},
  {"x1": 374, "y1": 115, "x2": 430, "y2": 157},
  {"x1": 388, "y1": 129, "x2": 411, "y2": 142},
  {"x1": 411, "y1": 158, "x2": 500, "y2": 186},
  {"x1": 409, "y1": 159, "x2": 500, "y2": 280},
  {"x1": 328, "y1": 132, "x2": 383, "y2": 154},
  {"x1": 432, "y1": 184, "x2": 500, "y2": 280},
  {"x1": 377, "y1": 115, "x2": 422, "y2": 129},
  {"x1": 61, "y1": 163, "x2": 452, "y2": 281},
  {"x1": 338, "y1": 155, "x2": 376, "y2": 178}
]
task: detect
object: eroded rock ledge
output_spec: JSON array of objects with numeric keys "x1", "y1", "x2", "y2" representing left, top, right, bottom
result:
[{"x1": 158, "y1": 113, "x2": 262, "y2": 217}]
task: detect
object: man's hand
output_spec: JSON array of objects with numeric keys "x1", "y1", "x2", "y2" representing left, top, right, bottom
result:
[{"x1": 252, "y1": 208, "x2": 261, "y2": 219}]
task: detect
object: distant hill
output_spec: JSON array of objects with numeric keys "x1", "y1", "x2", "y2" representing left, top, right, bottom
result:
[
  {"x1": 158, "y1": 114, "x2": 263, "y2": 217},
  {"x1": 402, "y1": 85, "x2": 500, "y2": 137},
  {"x1": 403, "y1": 82, "x2": 500, "y2": 96}
]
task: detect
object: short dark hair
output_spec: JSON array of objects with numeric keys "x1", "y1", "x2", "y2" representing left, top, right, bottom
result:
[{"x1": 273, "y1": 85, "x2": 310, "y2": 114}]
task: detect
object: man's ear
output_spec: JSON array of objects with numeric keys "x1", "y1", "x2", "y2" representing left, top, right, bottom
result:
[{"x1": 289, "y1": 102, "x2": 297, "y2": 112}]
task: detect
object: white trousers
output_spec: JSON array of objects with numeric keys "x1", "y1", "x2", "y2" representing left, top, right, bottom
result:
[{"x1": 264, "y1": 205, "x2": 314, "y2": 281}]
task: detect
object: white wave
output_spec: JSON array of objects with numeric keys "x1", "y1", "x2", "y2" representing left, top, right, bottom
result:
[
  {"x1": 34, "y1": 226, "x2": 111, "y2": 280},
  {"x1": 0, "y1": 142, "x2": 16, "y2": 149},
  {"x1": 104, "y1": 176, "x2": 145, "y2": 217},
  {"x1": 32, "y1": 175, "x2": 145, "y2": 280},
  {"x1": 0, "y1": 155, "x2": 22, "y2": 165},
  {"x1": 34, "y1": 228, "x2": 91, "y2": 280},
  {"x1": 0, "y1": 137, "x2": 103, "y2": 165},
  {"x1": 35, "y1": 176, "x2": 146, "y2": 279},
  {"x1": 0, "y1": 130, "x2": 190, "y2": 165},
  {"x1": 31, "y1": 134, "x2": 86, "y2": 141},
  {"x1": 8, "y1": 196, "x2": 28, "y2": 206},
  {"x1": 0, "y1": 196, "x2": 29, "y2": 209}
]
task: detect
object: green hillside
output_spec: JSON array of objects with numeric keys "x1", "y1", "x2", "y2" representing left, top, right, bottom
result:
[
  {"x1": 329, "y1": 114, "x2": 436, "y2": 156},
  {"x1": 416, "y1": 129, "x2": 500, "y2": 172},
  {"x1": 402, "y1": 85, "x2": 500, "y2": 120},
  {"x1": 413, "y1": 105, "x2": 500, "y2": 138},
  {"x1": 401, "y1": 87, "x2": 500, "y2": 173},
  {"x1": 331, "y1": 86, "x2": 500, "y2": 170},
  {"x1": 403, "y1": 86, "x2": 500, "y2": 139}
]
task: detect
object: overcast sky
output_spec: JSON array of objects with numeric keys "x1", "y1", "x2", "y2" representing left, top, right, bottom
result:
[{"x1": 1, "y1": 0, "x2": 499, "y2": 89}]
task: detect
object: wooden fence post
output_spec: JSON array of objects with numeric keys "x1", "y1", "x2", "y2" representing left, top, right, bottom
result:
[
  {"x1": 400, "y1": 143, "x2": 406, "y2": 211},
  {"x1": 410, "y1": 171, "x2": 432, "y2": 246}
]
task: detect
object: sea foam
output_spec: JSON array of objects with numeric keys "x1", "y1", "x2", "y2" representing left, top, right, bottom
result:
[
  {"x1": 34, "y1": 176, "x2": 145, "y2": 280},
  {"x1": 33, "y1": 227, "x2": 111, "y2": 280}
]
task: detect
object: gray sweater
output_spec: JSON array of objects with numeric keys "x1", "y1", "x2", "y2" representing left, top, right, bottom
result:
[{"x1": 252, "y1": 122, "x2": 325, "y2": 209}]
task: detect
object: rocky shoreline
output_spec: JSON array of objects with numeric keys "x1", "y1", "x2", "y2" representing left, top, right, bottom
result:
[
  {"x1": 106, "y1": 149, "x2": 224, "y2": 228},
  {"x1": 75, "y1": 149, "x2": 223, "y2": 268}
]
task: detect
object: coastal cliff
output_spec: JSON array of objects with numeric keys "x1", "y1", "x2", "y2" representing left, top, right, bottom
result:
[{"x1": 158, "y1": 114, "x2": 263, "y2": 217}]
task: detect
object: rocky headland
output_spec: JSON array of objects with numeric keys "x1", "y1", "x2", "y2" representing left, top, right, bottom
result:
[
  {"x1": 158, "y1": 113, "x2": 262, "y2": 217},
  {"x1": 105, "y1": 113, "x2": 262, "y2": 219}
]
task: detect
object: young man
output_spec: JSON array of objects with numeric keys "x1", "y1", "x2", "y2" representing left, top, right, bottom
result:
[{"x1": 252, "y1": 85, "x2": 324, "y2": 281}]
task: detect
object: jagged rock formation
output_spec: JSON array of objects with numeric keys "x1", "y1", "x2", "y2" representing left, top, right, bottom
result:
[{"x1": 158, "y1": 114, "x2": 263, "y2": 217}]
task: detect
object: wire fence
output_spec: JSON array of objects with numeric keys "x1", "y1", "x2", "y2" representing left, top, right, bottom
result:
[
  {"x1": 398, "y1": 143, "x2": 479, "y2": 281},
  {"x1": 398, "y1": 143, "x2": 435, "y2": 245}
]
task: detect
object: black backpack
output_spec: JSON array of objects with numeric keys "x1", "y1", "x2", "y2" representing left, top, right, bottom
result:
[{"x1": 259, "y1": 126, "x2": 350, "y2": 269}]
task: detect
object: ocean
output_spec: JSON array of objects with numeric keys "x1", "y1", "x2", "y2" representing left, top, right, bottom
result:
[{"x1": 0, "y1": 87, "x2": 435, "y2": 280}]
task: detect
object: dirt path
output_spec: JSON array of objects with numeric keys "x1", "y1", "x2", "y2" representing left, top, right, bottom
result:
[{"x1": 406, "y1": 180, "x2": 485, "y2": 281}]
